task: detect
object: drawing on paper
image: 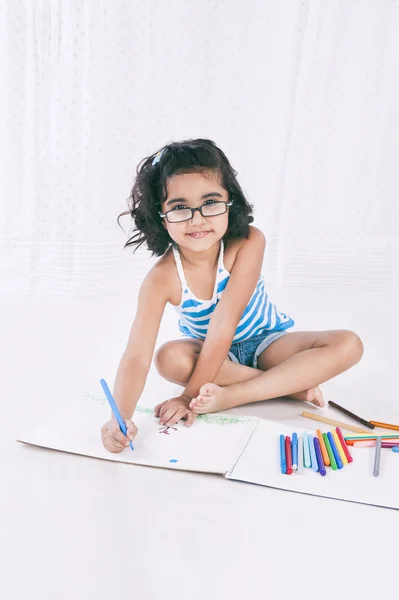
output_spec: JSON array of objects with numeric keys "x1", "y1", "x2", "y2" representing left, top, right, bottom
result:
[
  {"x1": 85, "y1": 393, "x2": 253, "y2": 425},
  {"x1": 159, "y1": 426, "x2": 177, "y2": 435}
]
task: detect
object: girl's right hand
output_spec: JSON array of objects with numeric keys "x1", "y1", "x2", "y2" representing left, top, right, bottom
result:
[{"x1": 101, "y1": 418, "x2": 138, "y2": 453}]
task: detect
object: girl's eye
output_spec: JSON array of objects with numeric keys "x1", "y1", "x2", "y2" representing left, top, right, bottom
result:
[{"x1": 170, "y1": 199, "x2": 217, "y2": 211}]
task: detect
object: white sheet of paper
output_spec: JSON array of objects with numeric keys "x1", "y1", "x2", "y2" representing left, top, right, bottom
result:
[
  {"x1": 225, "y1": 419, "x2": 399, "y2": 510},
  {"x1": 17, "y1": 395, "x2": 259, "y2": 475}
]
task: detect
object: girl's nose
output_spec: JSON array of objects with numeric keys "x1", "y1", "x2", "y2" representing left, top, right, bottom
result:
[{"x1": 190, "y1": 208, "x2": 206, "y2": 224}]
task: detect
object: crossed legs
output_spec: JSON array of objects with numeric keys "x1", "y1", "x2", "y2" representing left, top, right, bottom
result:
[{"x1": 154, "y1": 330, "x2": 364, "y2": 414}]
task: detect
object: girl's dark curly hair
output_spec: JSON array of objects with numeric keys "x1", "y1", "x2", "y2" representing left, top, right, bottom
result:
[{"x1": 118, "y1": 138, "x2": 254, "y2": 256}]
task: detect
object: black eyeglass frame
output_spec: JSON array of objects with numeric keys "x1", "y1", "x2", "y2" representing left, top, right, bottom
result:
[{"x1": 159, "y1": 200, "x2": 233, "y2": 223}]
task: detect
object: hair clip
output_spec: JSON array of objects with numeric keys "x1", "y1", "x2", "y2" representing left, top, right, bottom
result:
[{"x1": 152, "y1": 148, "x2": 165, "y2": 166}]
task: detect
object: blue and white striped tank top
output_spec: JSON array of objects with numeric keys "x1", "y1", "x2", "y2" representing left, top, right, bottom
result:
[{"x1": 171, "y1": 239, "x2": 295, "y2": 343}]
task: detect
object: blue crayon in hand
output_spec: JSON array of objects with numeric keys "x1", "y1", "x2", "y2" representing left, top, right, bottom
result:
[
  {"x1": 100, "y1": 378, "x2": 134, "y2": 450},
  {"x1": 327, "y1": 431, "x2": 342, "y2": 469}
]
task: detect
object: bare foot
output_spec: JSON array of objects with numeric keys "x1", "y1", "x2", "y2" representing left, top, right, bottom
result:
[
  {"x1": 287, "y1": 386, "x2": 325, "y2": 407},
  {"x1": 189, "y1": 383, "x2": 235, "y2": 415},
  {"x1": 189, "y1": 383, "x2": 325, "y2": 414}
]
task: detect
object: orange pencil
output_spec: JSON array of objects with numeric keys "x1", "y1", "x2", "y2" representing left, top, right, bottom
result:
[
  {"x1": 369, "y1": 421, "x2": 399, "y2": 432},
  {"x1": 316, "y1": 429, "x2": 330, "y2": 466}
]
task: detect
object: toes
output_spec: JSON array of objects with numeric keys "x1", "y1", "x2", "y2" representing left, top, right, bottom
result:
[
  {"x1": 312, "y1": 396, "x2": 324, "y2": 407},
  {"x1": 191, "y1": 395, "x2": 210, "y2": 414},
  {"x1": 190, "y1": 395, "x2": 206, "y2": 409},
  {"x1": 199, "y1": 384, "x2": 212, "y2": 396}
]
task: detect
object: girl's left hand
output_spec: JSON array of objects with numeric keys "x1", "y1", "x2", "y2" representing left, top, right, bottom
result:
[{"x1": 154, "y1": 394, "x2": 196, "y2": 427}]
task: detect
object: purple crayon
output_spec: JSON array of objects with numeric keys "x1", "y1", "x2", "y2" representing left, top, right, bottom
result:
[{"x1": 313, "y1": 436, "x2": 327, "y2": 476}]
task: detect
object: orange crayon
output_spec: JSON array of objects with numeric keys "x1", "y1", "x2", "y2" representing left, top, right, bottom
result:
[
  {"x1": 316, "y1": 429, "x2": 330, "y2": 466},
  {"x1": 369, "y1": 421, "x2": 399, "y2": 432}
]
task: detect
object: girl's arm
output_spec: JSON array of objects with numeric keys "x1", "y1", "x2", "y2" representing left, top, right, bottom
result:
[
  {"x1": 182, "y1": 226, "x2": 266, "y2": 399},
  {"x1": 112, "y1": 266, "x2": 169, "y2": 419}
]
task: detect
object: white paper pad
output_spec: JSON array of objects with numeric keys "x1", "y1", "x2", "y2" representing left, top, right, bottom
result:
[
  {"x1": 225, "y1": 419, "x2": 399, "y2": 510},
  {"x1": 17, "y1": 395, "x2": 259, "y2": 475},
  {"x1": 17, "y1": 395, "x2": 399, "y2": 509}
]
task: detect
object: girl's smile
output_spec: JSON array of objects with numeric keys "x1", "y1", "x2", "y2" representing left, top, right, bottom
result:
[{"x1": 186, "y1": 230, "x2": 211, "y2": 239}]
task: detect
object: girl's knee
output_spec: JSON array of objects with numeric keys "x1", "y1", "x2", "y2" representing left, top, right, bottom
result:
[
  {"x1": 337, "y1": 330, "x2": 364, "y2": 365},
  {"x1": 154, "y1": 339, "x2": 201, "y2": 379}
]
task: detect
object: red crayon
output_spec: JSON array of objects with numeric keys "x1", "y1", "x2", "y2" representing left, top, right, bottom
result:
[
  {"x1": 336, "y1": 427, "x2": 353, "y2": 463},
  {"x1": 285, "y1": 436, "x2": 293, "y2": 474}
]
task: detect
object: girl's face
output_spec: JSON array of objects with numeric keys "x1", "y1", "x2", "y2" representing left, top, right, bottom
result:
[{"x1": 161, "y1": 170, "x2": 230, "y2": 251}]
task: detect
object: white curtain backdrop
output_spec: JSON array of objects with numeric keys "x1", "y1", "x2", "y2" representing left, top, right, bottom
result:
[{"x1": 2, "y1": 0, "x2": 399, "y2": 301}]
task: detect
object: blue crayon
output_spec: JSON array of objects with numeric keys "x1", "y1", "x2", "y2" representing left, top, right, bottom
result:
[
  {"x1": 392, "y1": 446, "x2": 399, "y2": 453},
  {"x1": 313, "y1": 436, "x2": 327, "y2": 476},
  {"x1": 280, "y1": 434, "x2": 286, "y2": 473},
  {"x1": 297, "y1": 435, "x2": 303, "y2": 472},
  {"x1": 100, "y1": 378, "x2": 134, "y2": 450},
  {"x1": 327, "y1": 431, "x2": 343, "y2": 469},
  {"x1": 308, "y1": 434, "x2": 319, "y2": 472},
  {"x1": 303, "y1": 432, "x2": 311, "y2": 468},
  {"x1": 292, "y1": 433, "x2": 298, "y2": 471}
]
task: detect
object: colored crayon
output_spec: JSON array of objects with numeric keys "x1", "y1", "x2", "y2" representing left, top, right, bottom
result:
[
  {"x1": 297, "y1": 435, "x2": 303, "y2": 472},
  {"x1": 332, "y1": 429, "x2": 348, "y2": 464},
  {"x1": 323, "y1": 432, "x2": 337, "y2": 470},
  {"x1": 303, "y1": 432, "x2": 311, "y2": 468},
  {"x1": 280, "y1": 434, "x2": 286, "y2": 474},
  {"x1": 316, "y1": 429, "x2": 330, "y2": 466},
  {"x1": 328, "y1": 401, "x2": 374, "y2": 429},
  {"x1": 100, "y1": 378, "x2": 134, "y2": 450},
  {"x1": 335, "y1": 427, "x2": 353, "y2": 463},
  {"x1": 292, "y1": 433, "x2": 298, "y2": 471},
  {"x1": 344, "y1": 436, "x2": 399, "y2": 445},
  {"x1": 313, "y1": 436, "x2": 327, "y2": 476},
  {"x1": 353, "y1": 441, "x2": 399, "y2": 448},
  {"x1": 327, "y1": 432, "x2": 343, "y2": 469},
  {"x1": 344, "y1": 434, "x2": 399, "y2": 440},
  {"x1": 392, "y1": 447, "x2": 399, "y2": 453},
  {"x1": 369, "y1": 421, "x2": 399, "y2": 432},
  {"x1": 285, "y1": 435, "x2": 293, "y2": 474},
  {"x1": 308, "y1": 434, "x2": 319, "y2": 472},
  {"x1": 373, "y1": 437, "x2": 382, "y2": 477},
  {"x1": 346, "y1": 440, "x2": 397, "y2": 447}
]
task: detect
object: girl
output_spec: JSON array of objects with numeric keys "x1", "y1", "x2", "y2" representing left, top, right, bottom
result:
[{"x1": 101, "y1": 138, "x2": 364, "y2": 454}]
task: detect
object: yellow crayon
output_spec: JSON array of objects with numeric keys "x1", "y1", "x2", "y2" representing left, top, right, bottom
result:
[{"x1": 332, "y1": 429, "x2": 348, "y2": 465}]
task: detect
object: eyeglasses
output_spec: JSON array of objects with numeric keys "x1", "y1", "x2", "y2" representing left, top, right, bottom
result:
[{"x1": 159, "y1": 200, "x2": 233, "y2": 223}]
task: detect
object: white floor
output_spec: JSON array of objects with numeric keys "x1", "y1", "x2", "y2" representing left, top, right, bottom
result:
[{"x1": 2, "y1": 286, "x2": 399, "y2": 600}]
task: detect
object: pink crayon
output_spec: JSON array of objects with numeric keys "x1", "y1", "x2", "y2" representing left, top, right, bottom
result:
[{"x1": 353, "y1": 441, "x2": 399, "y2": 448}]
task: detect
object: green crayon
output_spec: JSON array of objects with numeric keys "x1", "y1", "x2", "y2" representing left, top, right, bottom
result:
[{"x1": 323, "y1": 432, "x2": 337, "y2": 470}]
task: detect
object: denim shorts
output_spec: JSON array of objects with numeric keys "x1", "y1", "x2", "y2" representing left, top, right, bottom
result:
[{"x1": 227, "y1": 329, "x2": 290, "y2": 369}]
